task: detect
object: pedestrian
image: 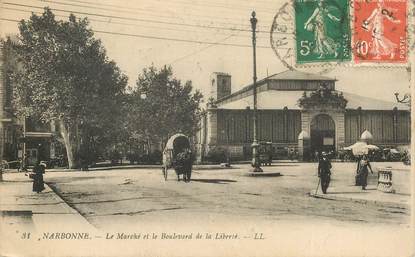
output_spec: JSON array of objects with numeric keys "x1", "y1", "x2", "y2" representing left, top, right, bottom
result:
[
  {"x1": 315, "y1": 151, "x2": 320, "y2": 162},
  {"x1": 21, "y1": 153, "x2": 29, "y2": 172},
  {"x1": 355, "y1": 156, "x2": 362, "y2": 186},
  {"x1": 318, "y1": 152, "x2": 332, "y2": 194},
  {"x1": 356, "y1": 154, "x2": 373, "y2": 190},
  {"x1": 32, "y1": 161, "x2": 46, "y2": 193}
]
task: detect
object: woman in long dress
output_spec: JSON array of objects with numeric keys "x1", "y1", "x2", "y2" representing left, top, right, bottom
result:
[
  {"x1": 304, "y1": 0, "x2": 340, "y2": 58},
  {"x1": 357, "y1": 155, "x2": 373, "y2": 190},
  {"x1": 32, "y1": 161, "x2": 46, "y2": 193},
  {"x1": 355, "y1": 156, "x2": 362, "y2": 186},
  {"x1": 362, "y1": 0, "x2": 401, "y2": 59}
]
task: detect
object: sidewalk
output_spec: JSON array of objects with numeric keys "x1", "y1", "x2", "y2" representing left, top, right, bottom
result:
[
  {"x1": 310, "y1": 185, "x2": 410, "y2": 209},
  {"x1": 0, "y1": 180, "x2": 100, "y2": 257},
  {"x1": 0, "y1": 180, "x2": 97, "y2": 232}
]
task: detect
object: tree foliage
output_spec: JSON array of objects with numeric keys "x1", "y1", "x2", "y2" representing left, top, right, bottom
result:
[
  {"x1": 11, "y1": 8, "x2": 128, "y2": 168},
  {"x1": 126, "y1": 65, "x2": 203, "y2": 150}
]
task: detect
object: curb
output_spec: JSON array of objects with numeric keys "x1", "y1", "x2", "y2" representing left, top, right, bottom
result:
[
  {"x1": 245, "y1": 172, "x2": 282, "y2": 177},
  {"x1": 308, "y1": 190, "x2": 409, "y2": 209},
  {"x1": 45, "y1": 184, "x2": 81, "y2": 215},
  {"x1": 45, "y1": 183, "x2": 98, "y2": 230}
]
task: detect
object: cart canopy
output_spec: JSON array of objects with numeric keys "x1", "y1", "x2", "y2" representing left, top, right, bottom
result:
[{"x1": 164, "y1": 134, "x2": 190, "y2": 155}]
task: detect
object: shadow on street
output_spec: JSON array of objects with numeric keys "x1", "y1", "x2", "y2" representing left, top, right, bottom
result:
[{"x1": 191, "y1": 178, "x2": 237, "y2": 184}]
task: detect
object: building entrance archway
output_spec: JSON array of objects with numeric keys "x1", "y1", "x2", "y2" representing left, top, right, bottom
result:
[{"x1": 310, "y1": 114, "x2": 335, "y2": 154}]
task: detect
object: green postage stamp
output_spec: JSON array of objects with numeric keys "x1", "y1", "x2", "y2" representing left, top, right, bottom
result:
[{"x1": 295, "y1": 0, "x2": 351, "y2": 63}]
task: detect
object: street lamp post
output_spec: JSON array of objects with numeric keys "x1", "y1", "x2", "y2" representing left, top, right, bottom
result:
[{"x1": 250, "y1": 11, "x2": 263, "y2": 172}]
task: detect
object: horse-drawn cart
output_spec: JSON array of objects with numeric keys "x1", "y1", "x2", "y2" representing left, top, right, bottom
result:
[
  {"x1": 162, "y1": 134, "x2": 193, "y2": 182},
  {"x1": 259, "y1": 142, "x2": 273, "y2": 166}
]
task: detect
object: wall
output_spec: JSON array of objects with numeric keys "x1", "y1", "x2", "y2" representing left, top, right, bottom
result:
[
  {"x1": 301, "y1": 110, "x2": 345, "y2": 150},
  {"x1": 198, "y1": 108, "x2": 301, "y2": 161},
  {"x1": 210, "y1": 73, "x2": 231, "y2": 101},
  {"x1": 216, "y1": 109, "x2": 301, "y2": 144},
  {"x1": 198, "y1": 107, "x2": 411, "y2": 161},
  {"x1": 345, "y1": 110, "x2": 410, "y2": 145}
]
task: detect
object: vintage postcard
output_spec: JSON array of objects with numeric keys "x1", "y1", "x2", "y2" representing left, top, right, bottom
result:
[{"x1": 0, "y1": 0, "x2": 414, "y2": 256}]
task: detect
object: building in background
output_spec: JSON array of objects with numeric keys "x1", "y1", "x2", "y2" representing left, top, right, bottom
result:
[
  {"x1": 0, "y1": 38, "x2": 19, "y2": 167},
  {"x1": 0, "y1": 39, "x2": 63, "y2": 167},
  {"x1": 197, "y1": 70, "x2": 410, "y2": 161}
]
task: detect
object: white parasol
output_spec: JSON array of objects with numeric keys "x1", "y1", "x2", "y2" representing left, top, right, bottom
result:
[{"x1": 343, "y1": 141, "x2": 379, "y2": 156}]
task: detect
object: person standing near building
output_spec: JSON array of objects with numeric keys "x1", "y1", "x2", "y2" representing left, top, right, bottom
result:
[
  {"x1": 318, "y1": 152, "x2": 332, "y2": 194},
  {"x1": 32, "y1": 161, "x2": 46, "y2": 193},
  {"x1": 356, "y1": 155, "x2": 373, "y2": 190},
  {"x1": 315, "y1": 151, "x2": 320, "y2": 162},
  {"x1": 355, "y1": 156, "x2": 362, "y2": 186}
]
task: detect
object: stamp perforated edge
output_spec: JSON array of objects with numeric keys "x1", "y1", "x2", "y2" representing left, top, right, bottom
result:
[{"x1": 270, "y1": 0, "x2": 413, "y2": 68}]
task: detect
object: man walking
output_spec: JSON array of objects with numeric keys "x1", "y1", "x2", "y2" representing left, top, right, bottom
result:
[{"x1": 318, "y1": 152, "x2": 332, "y2": 194}]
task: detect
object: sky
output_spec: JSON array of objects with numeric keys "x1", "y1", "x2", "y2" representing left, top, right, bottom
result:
[{"x1": 0, "y1": 0, "x2": 411, "y2": 104}]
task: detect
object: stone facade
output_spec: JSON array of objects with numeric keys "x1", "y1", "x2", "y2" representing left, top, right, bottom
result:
[
  {"x1": 300, "y1": 109, "x2": 345, "y2": 151},
  {"x1": 206, "y1": 107, "x2": 218, "y2": 147},
  {"x1": 196, "y1": 70, "x2": 410, "y2": 162}
]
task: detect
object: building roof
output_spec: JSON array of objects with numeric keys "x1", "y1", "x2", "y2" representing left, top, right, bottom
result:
[
  {"x1": 216, "y1": 70, "x2": 336, "y2": 103},
  {"x1": 266, "y1": 70, "x2": 336, "y2": 81},
  {"x1": 218, "y1": 90, "x2": 302, "y2": 110},
  {"x1": 342, "y1": 92, "x2": 409, "y2": 110},
  {"x1": 217, "y1": 90, "x2": 409, "y2": 111},
  {"x1": 215, "y1": 70, "x2": 409, "y2": 111}
]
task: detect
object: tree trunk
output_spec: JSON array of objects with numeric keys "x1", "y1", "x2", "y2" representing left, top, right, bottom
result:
[{"x1": 59, "y1": 119, "x2": 76, "y2": 169}]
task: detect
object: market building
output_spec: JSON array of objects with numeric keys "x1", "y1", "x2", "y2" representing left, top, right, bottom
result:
[{"x1": 197, "y1": 70, "x2": 410, "y2": 161}]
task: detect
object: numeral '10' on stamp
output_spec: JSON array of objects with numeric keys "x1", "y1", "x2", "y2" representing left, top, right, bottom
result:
[{"x1": 353, "y1": 0, "x2": 407, "y2": 63}]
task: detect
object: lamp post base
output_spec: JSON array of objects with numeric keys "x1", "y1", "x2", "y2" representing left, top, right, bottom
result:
[{"x1": 251, "y1": 141, "x2": 263, "y2": 172}]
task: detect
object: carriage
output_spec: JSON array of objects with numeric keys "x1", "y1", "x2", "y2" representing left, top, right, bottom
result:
[
  {"x1": 259, "y1": 142, "x2": 273, "y2": 166},
  {"x1": 162, "y1": 134, "x2": 193, "y2": 182}
]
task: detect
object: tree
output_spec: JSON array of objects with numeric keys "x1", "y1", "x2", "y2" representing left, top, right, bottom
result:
[
  {"x1": 126, "y1": 65, "x2": 203, "y2": 151},
  {"x1": 11, "y1": 8, "x2": 128, "y2": 169}
]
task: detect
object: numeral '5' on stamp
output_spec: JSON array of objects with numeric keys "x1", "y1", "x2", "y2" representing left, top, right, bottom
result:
[{"x1": 295, "y1": 0, "x2": 352, "y2": 63}]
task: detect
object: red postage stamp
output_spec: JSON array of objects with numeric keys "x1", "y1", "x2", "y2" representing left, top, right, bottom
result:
[{"x1": 353, "y1": 0, "x2": 407, "y2": 63}]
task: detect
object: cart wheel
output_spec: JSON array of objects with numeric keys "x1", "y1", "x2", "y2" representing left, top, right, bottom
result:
[{"x1": 162, "y1": 167, "x2": 168, "y2": 181}]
